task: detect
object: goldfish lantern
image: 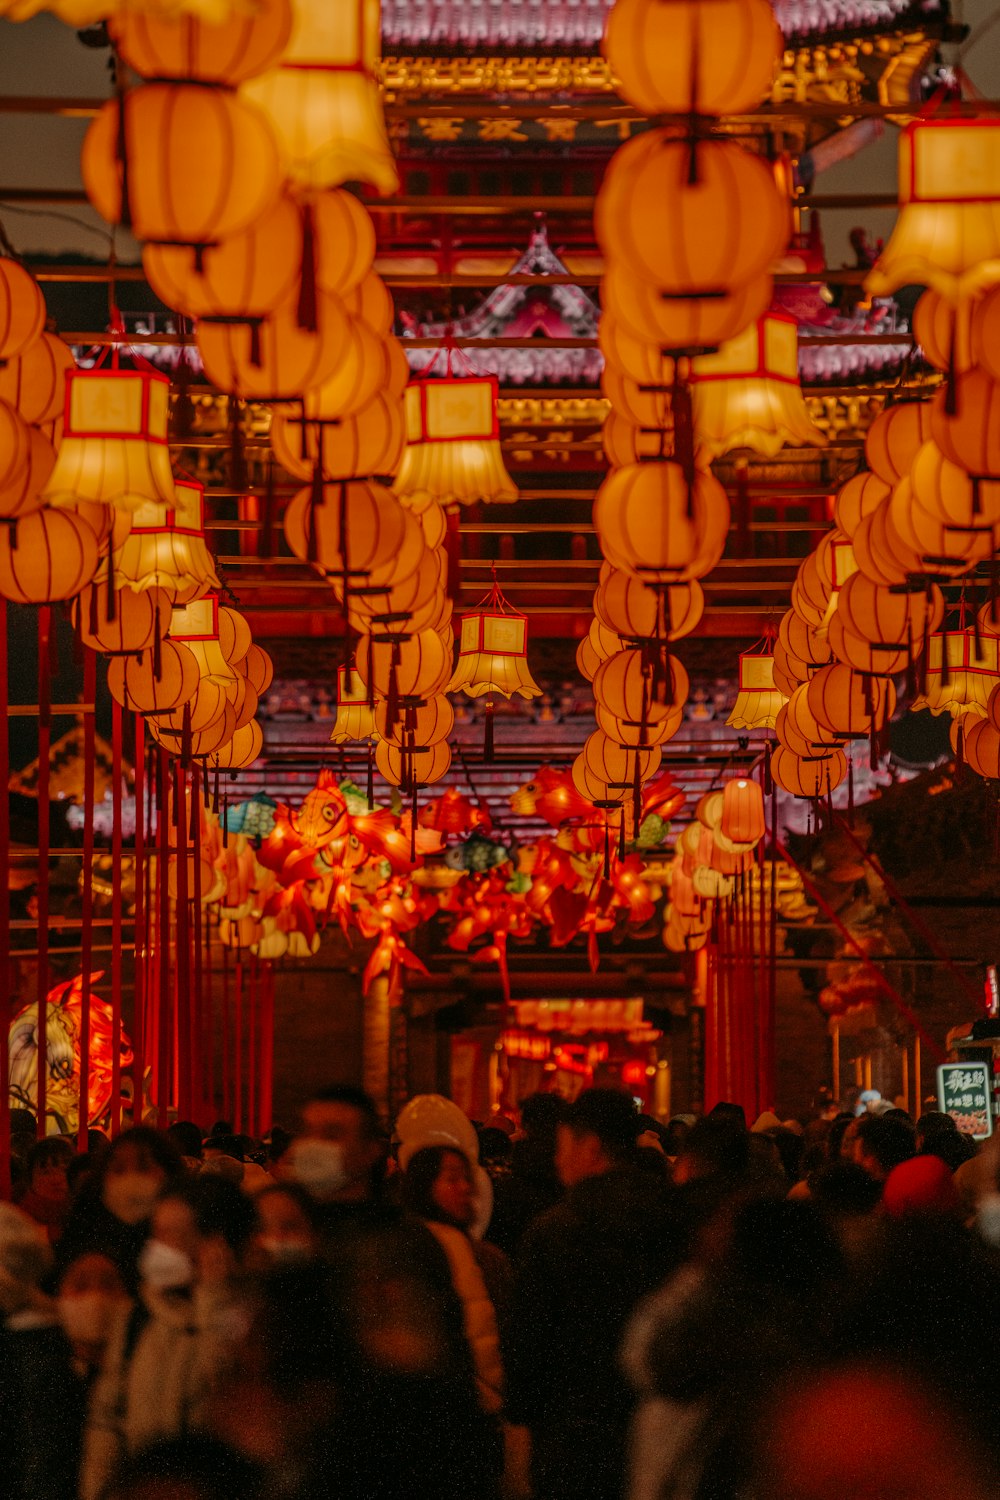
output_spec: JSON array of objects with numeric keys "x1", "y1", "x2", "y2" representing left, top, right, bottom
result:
[
  {"x1": 866, "y1": 120, "x2": 1000, "y2": 301},
  {"x1": 243, "y1": 0, "x2": 399, "y2": 194},
  {"x1": 690, "y1": 314, "x2": 825, "y2": 458},
  {"x1": 604, "y1": 0, "x2": 781, "y2": 117},
  {"x1": 394, "y1": 375, "x2": 517, "y2": 512},
  {"x1": 82, "y1": 84, "x2": 281, "y2": 248},
  {"x1": 43, "y1": 368, "x2": 175, "y2": 516},
  {"x1": 0, "y1": 508, "x2": 100, "y2": 603},
  {"x1": 727, "y1": 651, "x2": 787, "y2": 730},
  {"x1": 596, "y1": 131, "x2": 789, "y2": 305},
  {"x1": 593, "y1": 462, "x2": 730, "y2": 584},
  {"x1": 447, "y1": 578, "x2": 540, "y2": 757}
]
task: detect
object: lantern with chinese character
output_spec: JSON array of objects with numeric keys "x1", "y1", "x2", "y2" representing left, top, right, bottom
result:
[
  {"x1": 690, "y1": 314, "x2": 825, "y2": 459},
  {"x1": 394, "y1": 375, "x2": 517, "y2": 512},
  {"x1": 866, "y1": 120, "x2": 1000, "y2": 301},
  {"x1": 43, "y1": 368, "x2": 174, "y2": 516},
  {"x1": 727, "y1": 650, "x2": 787, "y2": 730},
  {"x1": 447, "y1": 578, "x2": 540, "y2": 757}
]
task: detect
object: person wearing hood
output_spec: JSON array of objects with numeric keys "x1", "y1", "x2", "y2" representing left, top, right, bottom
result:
[
  {"x1": 80, "y1": 1174, "x2": 256, "y2": 1500},
  {"x1": 0, "y1": 1203, "x2": 90, "y2": 1500}
]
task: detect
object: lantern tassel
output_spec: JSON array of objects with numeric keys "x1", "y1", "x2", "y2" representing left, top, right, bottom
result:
[
  {"x1": 172, "y1": 332, "x2": 194, "y2": 441},
  {"x1": 619, "y1": 811, "x2": 627, "y2": 862},
  {"x1": 297, "y1": 198, "x2": 318, "y2": 334},
  {"x1": 445, "y1": 505, "x2": 462, "y2": 603},
  {"x1": 181, "y1": 701, "x2": 192, "y2": 769},
  {"x1": 632, "y1": 752, "x2": 642, "y2": 835},
  {"x1": 307, "y1": 458, "x2": 323, "y2": 566},
  {"x1": 603, "y1": 812, "x2": 611, "y2": 880},
  {"x1": 152, "y1": 621, "x2": 162, "y2": 683},
  {"x1": 484, "y1": 697, "x2": 495, "y2": 762},
  {"x1": 956, "y1": 719, "x2": 964, "y2": 780},
  {"x1": 763, "y1": 739, "x2": 773, "y2": 798},
  {"x1": 848, "y1": 752, "x2": 855, "y2": 826},
  {"x1": 386, "y1": 642, "x2": 401, "y2": 734},
  {"x1": 672, "y1": 376, "x2": 697, "y2": 503},
  {"x1": 410, "y1": 781, "x2": 418, "y2": 863},
  {"x1": 945, "y1": 314, "x2": 959, "y2": 417},
  {"x1": 114, "y1": 57, "x2": 132, "y2": 232},
  {"x1": 366, "y1": 739, "x2": 375, "y2": 808},
  {"x1": 228, "y1": 397, "x2": 248, "y2": 494},
  {"x1": 248, "y1": 320, "x2": 263, "y2": 370},
  {"x1": 88, "y1": 578, "x2": 99, "y2": 638}
]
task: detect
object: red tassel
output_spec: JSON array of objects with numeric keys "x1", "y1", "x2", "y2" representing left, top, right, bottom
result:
[
  {"x1": 172, "y1": 331, "x2": 194, "y2": 440},
  {"x1": 484, "y1": 698, "x2": 495, "y2": 761},
  {"x1": 956, "y1": 719, "x2": 964, "y2": 780},
  {"x1": 181, "y1": 701, "x2": 192, "y2": 768},
  {"x1": 618, "y1": 811, "x2": 627, "y2": 861},
  {"x1": 940, "y1": 637, "x2": 951, "y2": 688},
  {"x1": 114, "y1": 58, "x2": 132, "y2": 231},
  {"x1": 297, "y1": 198, "x2": 318, "y2": 334},
  {"x1": 386, "y1": 642, "x2": 400, "y2": 733},
  {"x1": 848, "y1": 753, "x2": 855, "y2": 826},
  {"x1": 338, "y1": 479, "x2": 350, "y2": 657},
  {"x1": 672, "y1": 376, "x2": 697, "y2": 499},
  {"x1": 632, "y1": 752, "x2": 642, "y2": 834},
  {"x1": 410, "y1": 781, "x2": 418, "y2": 862},
  {"x1": 366, "y1": 739, "x2": 375, "y2": 807},
  {"x1": 88, "y1": 579, "x2": 99, "y2": 638},
  {"x1": 228, "y1": 397, "x2": 248, "y2": 493},
  {"x1": 445, "y1": 505, "x2": 462, "y2": 602},
  {"x1": 249, "y1": 320, "x2": 263, "y2": 370},
  {"x1": 152, "y1": 623, "x2": 162, "y2": 683},
  {"x1": 603, "y1": 812, "x2": 611, "y2": 880}
]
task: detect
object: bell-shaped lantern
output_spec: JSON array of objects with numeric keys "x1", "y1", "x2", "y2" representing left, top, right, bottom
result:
[
  {"x1": 111, "y1": 478, "x2": 221, "y2": 604},
  {"x1": 690, "y1": 314, "x2": 826, "y2": 459},
  {"x1": 43, "y1": 366, "x2": 174, "y2": 515},
  {"x1": 330, "y1": 665, "x2": 379, "y2": 744},
  {"x1": 395, "y1": 372, "x2": 517, "y2": 512},
  {"x1": 448, "y1": 575, "x2": 540, "y2": 757},
  {"x1": 727, "y1": 650, "x2": 787, "y2": 730},
  {"x1": 866, "y1": 119, "x2": 1000, "y2": 301},
  {"x1": 910, "y1": 628, "x2": 1000, "y2": 719}
]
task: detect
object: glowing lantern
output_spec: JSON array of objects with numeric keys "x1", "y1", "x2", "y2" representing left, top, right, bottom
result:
[
  {"x1": 963, "y1": 717, "x2": 1000, "y2": 780},
  {"x1": 0, "y1": 424, "x2": 53, "y2": 523},
  {"x1": 169, "y1": 595, "x2": 242, "y2": 689},
  {"x1": 330, "y1": 666, "x2": 379, "y2": 744},
  {"x1": 395, "y1": 376, "x2": 517, "y2": 511},
  {"x1": 834, "y1": 471, "x2": 891, "y2": 539},
  {"x1": 770, "y1": 639, "x2": 806, "y2": 698},
  {"x1": 349, "y1": 547, "x2": 448, "y2": 637},
  {"x1": 807, "y1": 664, "x2": 895, "y2": 739},
  {"x1": 243, "y1": 0, "x2": 399, "y2": 194},
  {"x1": 291, "y1": 319, "x2": 393, "y2": 423},
  {"x1": 720, "y1": 778, "x2": 765, "y2": 844},
  {"x1": 593, "y1": 649, "x2": 688, "y2": 722},
  {"x1": 602, "y1": 267, "x2": 772, "y2": 359},
  {"x1": 827, "y1": 612, "x2": 908, "y2": 678},
  {"x1": 357, "y1": 628, "x2": 452, "y2": 702},
  {"x1": 595, "y1": 704, "x2": 681, "y2": 749},
  {"x1": 974, "y1": 286, "x2": 1000, "y2": 381},
  {"x1": 930, "y1": 370, "x2": 1000, "y2": 477},
  {"x1": 910, "y1": 440, "x2": 1000, "y2": 528},
  {"x1": 596, "y1": 131, "x2": 789, "y2": 301},
  {"x1": 866, "y1": 120, "x2": 1000, "y2": 301},
  {"x1": 205, "y1": 720, "x2": 264, "y2": 772},
  {"x1": 0, "y1": 508, "x2": 99, "y2": 603},
  {"x1": 594, "y1": 568, "x2": 703, "y2": 643},
  {"x1": 865, "y1": 401, "x2": 934, "y2": 484},
  {"x1": 447, "y1": 580, "x2": 541, "y2": 756},
  {"x1": 43, "y1": 368, "x2": 174, "y2": 515},
  {"x1": 73, "y1": 584, "x2": 170, "y2": 655},
  {"x1": 690, "y1": 314, "x2": 825, "y2": 458},
  {"x1": 144, "y1": 194, "x2": 301, "y2": 323},
  {"x1": 271, "y1": 391, "x2": 404, "y2": 482},
  {"x1": 727, "y1": 651, "x2": 787, "y2": 730},
  {"x1": 582, "y1": 731, "x2": 660, "y2": 792},
  {"x1": 602, "y1": 411, "x2": 674, "y2": 467},
  {"x1": 889, "y1": 476, "x2": 999, "y2": 576},
  {"x1": 779, "y1": 608, "x2": 831, "y2": 672},
  {"x1": 770, "y1": 745, "x2": 847, "y2": 798},
  {"x1": 593, "y1": 462, "x2": 730, "y2": 584},
  {"x1": 241, "y1": 645, "x2": 274, "y2": 697},
  {"x1": 112, "y1": 479, "x2": 220, "y2": 604},
  {"x1": 376, "y1": 739, "x2": 451, "y2": 790},
  {"x1": 82, "y1": 84, "x2": 281, "y2": 247},
  {"x1": 910, "y1": 629, "x2": 1000, "y2": 718},
  {"x1": 604, "y1": 0, "x2": 781, "y2": 116},
  {"x1": 283, "y1": 479, "x2": 420, "y2": 597},
  {"x1": 0, "y1": 399, "x2": 32, "y2": 502},
  {"x1": 0, "y1": 258, "x2": 45, "y2": 361},
  {"x1": 576, "y1": 621, "x2": 624, "y2": 683},
  {"x1": 914, "y1": 291, "x2": 978, "y2": 375},
  {"x1": 376, "y1": 694, "x2": 453, "y2": 749},
  {"x1": 776, "y1": 689, "x2": 844, "y2": 755},
  {"x1": 0, "y1": 332, "x2": 75, "y2": 425},
  {"x1": 836, "y1": 572, "x2": 943, "y2": 654},
  {"x1": 110, "y1": 0, "x2": 292, "y2": 83},
  {"x1": 150, "y1": 700, "x2": 237, "y2": 758},
  {"x1": 197, "y1": 289, "x2": 352, "y2": 401},
  {"x1": 601, "y1": 367, "x2": 674, "y2": 432}
]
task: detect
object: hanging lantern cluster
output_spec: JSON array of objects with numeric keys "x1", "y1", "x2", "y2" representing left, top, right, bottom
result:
[{"x1": 663, "y1": 782, "x2": 767, "y2": 954}]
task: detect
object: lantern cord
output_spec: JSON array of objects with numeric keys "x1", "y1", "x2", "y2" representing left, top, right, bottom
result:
[
  {"x1": 78, "y1": 649, "x2": 96, "y2": 1154},
  {"x1": 36, "y1": 607, "x2": 51, "y2": 1138},
  {"x1": 847, "y1": 751, "x2": 855, "y2": 827},
  {"x1": 366, "y1": 738, "x2": 375, "y2": 808},
  {"x1": 259, "y1": 456, "x2": 276, "y2": 563},
  {"x1": 111, "y1": 50, "x2": 132, "y2": 232},
  {"x1": 132, "y1": 715, "x2": 145, "y2": 1126},
  {"x1": 191, "y1": 767, "x2": 205, "y2": 1124},
  {"x1": 234, "y1": 958, "x2": 243, "y2": 1135},
  {"x1": 618, "y1": 810, "x2": 627, "y2": 862},
  {"x1": 0, "y1": 603, "x2": 8, "y2": 1196},
  {"x1": 955, "y1": 718, "x2": 964, "y2": 781},
  {"x1": 632, "y1": 753, "x2": 642, "y2": 838},
  {"x1": 411, "y1": 779, "x2": 419, "y2": 862},
  {"x1": 228, "y1": 397, "x2": 248, "y2": 494},
  {"x1": 297, "y1": 199, "x2": 319, "y2": 334},
  {"x1": 445, "y1": 505, "x2": 462, "y2": 603},
  {"x1": 484, "y1": 697, "x2": 495, "y2": 762},
  {"x1": 172, "y1": 326, "x2": 195, "y2": 440},
  {"x1": 307, "y1": 457, "x2": 323, "y2": 565},
  {"x1": 603, "y1": 810, "x2": 611, "y2": 881},
  {"x1": 156, "y1": 748, "x2": 172, "y2": 1126},
  {"x1": 339, "y1": 480, "x2": 352, "y2": 670},
  {"x1": 762, "y1": 738, "x2": 773, "y2": 798}
]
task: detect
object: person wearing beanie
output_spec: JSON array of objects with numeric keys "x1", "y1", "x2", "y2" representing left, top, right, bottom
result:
[{"x1": 882, "y1": 1155, "x2": 962, "y2": 1219}]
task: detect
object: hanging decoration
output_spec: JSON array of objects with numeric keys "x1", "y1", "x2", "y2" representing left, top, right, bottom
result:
[{"x1": 446, "y1": 574, "x2": 541, "y2": 759}]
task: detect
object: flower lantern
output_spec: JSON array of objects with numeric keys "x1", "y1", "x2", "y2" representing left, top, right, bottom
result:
[
  {"x1": 727, "y1": 650, "x2": 787, "y2": 730},
  {"x1": 866, "y1": 120, "x2": 1000, "y2": 301},
  {"x1": 690, "y1": 314, "x2": 825, "y2": 459},
  {"x1": 43, "y1": 367, "x2": 174, "y2": 516},
  {"x1": 911, "y1": 628, "x2": 1000, "y2": 719},
  {"x1": 243, "y1": 0, "x2": 399, "y2": 194},
  {"x1": 394, "y1": 374, "x2": 517, "y2": 512},
  {"x1": 447, "y1": 576, "x2": 540, "y2": 758}
]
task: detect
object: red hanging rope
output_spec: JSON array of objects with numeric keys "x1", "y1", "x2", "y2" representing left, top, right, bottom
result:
[
  {"x1": 260, "y1": 963, "x2": 274, "y2": 1139},
  {"x1": 36, "y1": 607, "x2": 51, "y2": 1139},
  {"x1": 191, "y1": 767, "x2": 206, "y2": 1126},
  {"x1": 157, "y1": 748, "x2": 172, "y2": 1126},
  {"x1": 78, "y1": 650, "x2": 96, "y2": 1154},
  {"x1": 0, "y1": 602, "x2": 10, "y2": 1195},
  {"x1": 109, "y1": 699, "x2": 123, "y2": 1136},
  {"x1": 247, "y1": 955, "x2": 257, "y2": 1141},
  {"x1": 173, "y1": 761, "x2": 192, "y2": 1121},
  {"x1": 131, "y1": 715, "x2": 145, "y2": 1128},
  {"x1": 234, "y1": 956, "x2": 244, "y2": 1135}
]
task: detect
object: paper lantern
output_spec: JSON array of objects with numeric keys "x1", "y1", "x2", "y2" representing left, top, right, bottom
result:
[
  {"x1": 0, "y1": 258, "x2": 45, "y2": 362},
  {"x1": 602, "y1": 266, "x2": 772, "y2": 358},
  {"x1": 851, "y1": 497, "x2": 922, "y2": 588},
  {"x1": 596, "y1": 131, "x2": 790, "y2": 298},
  {"x1": 837, "y1": 572, "x2": 943, "y2": 653},
  {"x1": 827, "y1": 611, "x2": 909, "y2": 678},
  {"x1": 779, "y1": 608, "x2": 832, "y2": 671},
  {"x1": 963, "y1": 717, "x2": 1000, "y2": 780},
  {"x1": 0, "y1": 399, "x2": 32, "y2": 503},
  {"x1": 582, "y1": 731, "x2": 660, "y2": 791},
  {"x1": 889, "y1": 475, "x2": 999, "y2": 576},
  {"x1": 395, "y1": 376, "x2": 517, "y2": 511},
  {"x1": 376, "y1": 694, "x2": 453, "y2": 749},
  {"x1": 601, "y1": 368, "x2": 674, "y2": 432},
  {"x1": 375, "y1": 739, "x2": 451, "y2": 789},
  {"x1": 243, "y1": 0, "x2": 399, "y2": 194},
  {"x1": 110, "y1": 0, "x2": 292, "y2": 83},
  {"x1": 106, "y1": 639, "x2": 201, "y2": 714},
  {"x1": 74, "y1": 584, "x2": 170, "y2": 655},
  {"x1": 790, "y1": 551, "x2": 834, "y2": 629},
  {"x1": 43, "y1": 368, "x2": 174, "y2": 515},
  {"x1": 571, "y1": 746, "x2": 640, "y2": 806},
  {"x1": 144, "y1": 194, "x2": 301, "y2": 322},
  {"x1": 720, "y1": 778, "x2": 765, "y2": 844},
  {"x1": 576, "y1": 621, "x2": 624, "y2": 683},
  {"x1": 270, "y1": 391, "x2": 404, "y2": 482},
  {"x1": 910, "y1": 629, "x2": 1000, "y2": 718},
  {"x1": 727, "y1": 652, "x2": 787, "y2": 730},
  {"x1": 0, "y1": 424, "x2": 53, "y2": 522},
  {"x1": 594, "y1": 568, "x2": 704, "y2": 643},
  {"x1": 598, "y1": 314, "x2": 678, "y2": 388},
  {"x1": 0, "y1": 332, "x2": 75, "y2": 425},
  {"x1": 807, "y1": 664, "x2": 895, "y2": 738},
  {"x1": 604, "y1": 0, "x2": 781, "y2": 116},
  {"x1": 151, "y1": 699, "x2": 237, "y2": 758},
  {"x1": 205, "y1": 720, "x2": 263, "y2": 772},
  {"x1": 447, "y1": 583, "x2": 541, "y2": 701},
  {"x1": 913, "y1": 290, "x2": 978, "y2": 375},
  {"x1": 82, "y1": 84, "x2": 281, "y2": 246},
  {"x1": 974, "y1": 286, "x2": 1000, "y2": 381},
  {"x1": 283, "y1": 479, "x2": 417, "y2": 591},
  {"x1": 330, "y1": 666, "x2": 379, "y2": 743},
  {"x1": 197, "y1": 288, "x2": 351, "y2": 401},
  {"x1": 776, "y1": 687, "x2": 845, "y2": 754},
  {"x1": 910, "y1": 440, "x2": 1000, "y2": 528},
  {"x1": 770, "y1": 745, "x2": 847, "y2": 798},
  {"x1": 595, "y1": 703, "x2": 681, "y2": 750},
  {"x1": 593, "y1": 461, "x2": 730, "y2": 584},
  {"x1": 241, "y1": 644, "x2": 274, "y2": 696},
  {"x1": 770, "y1": 638, "x2": 806, "y2": 698},
  {"x1": 0, "y1": 508, "x2": 99, "y2": 603},
  {"x1": 291, "y1": 318, "x2": 393, "y2": 422},
  {"x1": 865, "y1": 401, "x2": 934, "y2": 484},
  {"x1": 930, "y1": 370, "x2": 1000, "y2": 477},
  {"x1": 112, "y1": 480, "x2": 221, "y2": 604},
  {"x1": 602, "y1": 411, "x2": 674, "y2": 467},
  {"x1": 357, "y1": 628, "x2": 452, "y2": 701},
  {"x1": 349, "y1": 546, "x2": 448, "y2": 636},
  {"x1": 834, "y1": 471, "x2": 891, "y2": 538},
  {"x1": 169, "y1": 595, "x2": 241, "y2": 689},
  {"x1": 593, "y1": 648, "x2": 688, "y2": 721},
  {"x1": 690, "y1": 314, "x2": 825, "y2": 458},
  {"x1": 866, "y1": 120, "x2": 1000, "y2": 301}
]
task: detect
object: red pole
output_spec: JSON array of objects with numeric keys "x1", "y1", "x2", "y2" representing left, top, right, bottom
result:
[
  {"x1": 131, "y1": 716, "x2": 145, "y2": 1129},
  {"x1": 36, "y1": 607, "x2": 51, "y2": 1138},
  {"x1": 110, "y1": 699, "x2": 123, "y2": 1136},
  {"x1": 77, "y1": 649, "x2": 96, "y2": 1153},
  {"x1": 234, "y1": 957, "x2": 244, "y2": 1135},
  {"x1": 157, "y1": 749, "x2": 172, "y2": 1126},
  {"x1": 0, "y1": 601, "x2": 10, "y2": 1194},
  {"x1": 191, "y1": 766, "x2": 205, "y2": 1127},
  {"x1": 174, "y1": 761, "x2": 191, "y2": 1121},
  {"x1": 247, "y1": 955, "x2": 257, "y2": 1141},
  {"x1": 260, "y1": 962, "x2": 274, "y2": 1138}
]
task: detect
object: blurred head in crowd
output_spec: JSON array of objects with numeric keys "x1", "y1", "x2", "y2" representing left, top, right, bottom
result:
[
  {"x1": 290, "y1": 1086, "x2": 385, "y2": 1204},
  {"x1": 140, "y1": 1175, "x2": 257, "y2": 1296},
  {"x1": 402, "y1": 1145, "x2": 475, "y2": 1232},
  {"x1": 253, "y1": 1184, "x2": 321, "y2": 1266},
  {"x1": 555, "y1": 1089, "x2": 639, "y2": 1187},
  {"x1": 57, "y1": 1250, "x2": 128, "y2": 1366},
  {"x1": 167, "y1": 1122, "x2": 205, "y2": 1169},
  {"x1": 99, "y1": 1127, "x2": 184, "y2": 1226},
  {"x1": 854, "y1": 1113, "x2": 917, "y2": 1183},
  {"x1": 0, "y1": 1201, "x2": 52, "y2": 1314},
  {"x1": 24, "y1": 1136, "x2": 73, "y2": 1205}
]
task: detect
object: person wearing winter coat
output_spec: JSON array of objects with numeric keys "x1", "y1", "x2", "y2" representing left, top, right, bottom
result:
[{"x1": 505, "y1": 1089, "x2": 684, "y2": 1500}]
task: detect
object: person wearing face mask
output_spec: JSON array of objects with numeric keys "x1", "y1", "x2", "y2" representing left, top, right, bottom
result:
[
  {"x1": 252, "y1": 1183, "x2": 322, "y2": 1267},
  {"x1": 81, "y1": 1174, "x2": 258, "y2": 1500},
  {"x1": 286, "y1": 1084, "x2": 388, "y2": 1218},
  {"x1": 57, "y1": 1127, "x2": 184, "y2": 1295},
  {"x1": 57, "y1": 1251, "x2": 130, "y2": 1380},
  {"x1": 0, "y1": 1204, "x2": 89, "y2": 1500}
]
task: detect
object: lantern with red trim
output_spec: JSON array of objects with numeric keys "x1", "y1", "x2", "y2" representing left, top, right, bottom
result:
[
  {"x1": 727, "y1": 649, "x2": 787, "y2": 730},
  {"x1": 690, "y1": 314, "x2": 825, "y2": 458},
  {"x1": 910, "y1": 627, "x2": 1000, "y2": 719},
  {"x1": 395, "y1": 372, "x2": 517, "y2": 512},
  {"x1": 111, "y1": 479, "x2": 221, "y2": 604},
  {"x1": 43, "y1": 367, "x2": 174, "y2": 516},
  {"x1": 447, "y1": 576, "x2": 540, "y2": 757}
]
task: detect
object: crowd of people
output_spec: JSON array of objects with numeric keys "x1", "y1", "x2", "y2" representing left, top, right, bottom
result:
[{"x1": 2, "y1": 1082, "x2": 1000, "y2": 1500}]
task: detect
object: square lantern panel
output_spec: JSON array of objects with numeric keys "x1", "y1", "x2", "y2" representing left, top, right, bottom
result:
[
  {"x1": 829, "y1": 539, "x2": 858, "y2": 591},
  {"x1": 289, "y1": 0, "x2": 379, "y2": 66},
  {"x1": 172, "y1": 479, "x2": 207, "y2": 538},
  {"x1": 739, "y1": 653, "x2": 777, "y2": 692},
  {"x1": 906, "y1": 120, "x2": 1000, "y2": 204},
  {"x1": 170, "y1": 594, "x2": 220, "y2": 643},
  {"x1": 459, "y1": 610, "x2": 527, "y2": 657},
  {"x1": 65, "y1": 369, "x2": 170, "y2": 440},
  {"x1": 337, "y1": 666, "x2": 369, "y2": 706},
  {"x1": 762, "y1": 315, "x2": 799, "y2": 381},
  {"x1": 405, "y1": 377, "x2": 500, "y2": 444}
]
